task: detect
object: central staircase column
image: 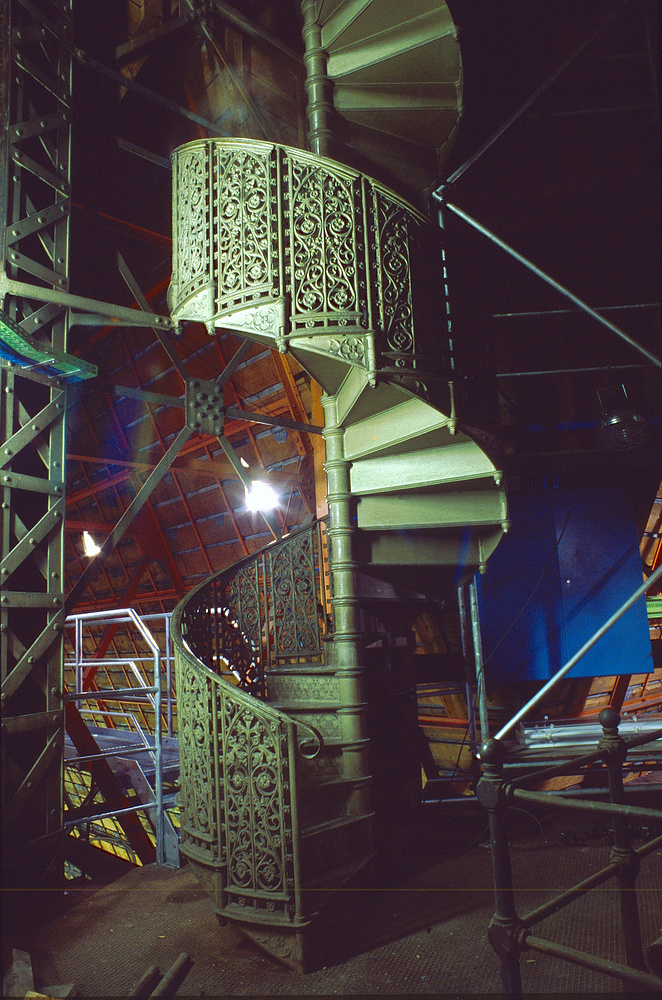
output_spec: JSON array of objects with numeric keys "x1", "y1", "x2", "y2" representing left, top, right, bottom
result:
[
  {"x1": 322, "y1": 392, "x2": 372, "y2": 817},
  {"x1": 301, "y1": 0, "x2": 333, "y2": 158}
]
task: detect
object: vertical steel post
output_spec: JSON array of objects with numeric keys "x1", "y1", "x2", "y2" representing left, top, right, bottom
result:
[
  {"x1": 469, "y1": 577, "x2": 489, "y2": 741},
  {"x1": 458, "y1": 583, "x2": 477, "y2": 749},
  {"x1": 165, "y1": 613, "x2": 174, "y2": 738},
  {"x1": 1, "y1": 0, "x2": 72, "y2": 911},
  {"x1": 598, "y1": 708, "x2": 646, "y2": 972},
  {"x1": 477, "y1": 739, "x2": 523, "y2": 997}
]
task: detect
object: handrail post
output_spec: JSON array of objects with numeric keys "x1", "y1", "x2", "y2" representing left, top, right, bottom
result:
[
  {"x1": 478, "y1": 739, "x2": 523, "y2": 997},
  {"x1": 598, "y1": 708, "x2": 646, "y2": 972}
]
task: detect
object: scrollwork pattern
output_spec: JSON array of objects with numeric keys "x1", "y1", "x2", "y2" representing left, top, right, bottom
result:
[
  {"x1": 221, "y1": 563, "x2": 264, "y2": 692},
  {"x1": 177, "y1": 659, "x2": 217, "y2": 860},
  {"x1": 374, "y1": 190, "x2": 415, "y2": 366},
  {"x1": 215, "y1": 147, "x2": 274, "y2": 311},
  {"x1": 175, "y1": 148, "x2": 210, "y2": 302},
  {"x1": 268, "y1": 530, "x2": 321, "y2": 660},
  {"x1": 267, "y1": 675, "x2": 339, "y2": 703},
  {"x1": 222, "y1": 699, "x2": 293, "y2": 897},
  {"x1": 290, "y1": 162, "x2": 358, "y2": 325}
]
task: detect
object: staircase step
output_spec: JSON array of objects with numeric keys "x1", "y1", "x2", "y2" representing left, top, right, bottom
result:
[
  {"x1": 269, "y1": 700, "x2": 346, "y2": 713},
  {"x1": 298, "y1": 773, "x2": 369, "y2": 828},
  {"x1": 350, "y1": 438, "x2": 500, "y2": 494},
  {"x1": 356, "y1": 489, "x2": 507, "y2": 530},
  {"x1": 267, "y1": 704, "x2": 360, "y2": 746},
  {"x1": 319, "y1": 0, "x2": 376, "y2": 49},
  {"x1": 266, "y1": 670, "x2": 341, "y2": 706},
  {"x1": 343, "y1": 395, "x2": 450, "y2": 460},
  {"x1": 302, "y1": 812, "x2": 372, "y2": 840},
  {"x1": 303, "y1": 852, "x2": 374, "y2": 894},
  {"x1": 358, "y1": 524, "x2": 504, "y2": 570},
  {"x1": 301, "y1": 812, "x2": 374, "y2": 884},
  {"x1": 326, "y1": 7, "x2": 453, "y2": 81}
]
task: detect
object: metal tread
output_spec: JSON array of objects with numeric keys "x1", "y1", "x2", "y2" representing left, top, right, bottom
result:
[{"x1": 301, "y1": 811, "x2": 374, "y2": 840}]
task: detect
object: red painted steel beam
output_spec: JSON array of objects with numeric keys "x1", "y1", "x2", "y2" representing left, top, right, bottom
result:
[
  {"x1": 65, "y1": 701, "x2": 156, "y2": 864},
  {"x1": 71, "y1": 202, "x2": 171, "y2": 249},
  {"x1": 88, "y1": 276, "x2": 171, "y2": 347}
]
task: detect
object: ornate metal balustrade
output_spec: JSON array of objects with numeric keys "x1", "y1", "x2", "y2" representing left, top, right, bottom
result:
[
  {"x1": 178, "y1": 518, "x2": 330, "y2": 695},
  {"x1": 172, "y1": 519, "x2": 330, "y2": 929},
  {"x1": 168, "y1": 139, "x2": 451, "y2": 397}
]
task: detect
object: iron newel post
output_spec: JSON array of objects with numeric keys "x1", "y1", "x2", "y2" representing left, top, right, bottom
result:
[
  {"x1": 598, "y1": 707, "x2": 646, "y2": 972},
  {"x1": 477, "y1": 738, "x2": 523, "y2": 997}
]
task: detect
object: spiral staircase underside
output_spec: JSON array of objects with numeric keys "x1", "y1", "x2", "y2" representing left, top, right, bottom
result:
[{"x1": 315, "y1": 0, "x2": 463, "y2": 200}]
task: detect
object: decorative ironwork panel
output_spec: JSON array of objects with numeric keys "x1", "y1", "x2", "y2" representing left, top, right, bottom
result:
[
  {"x1": 267, "y1": 674, "x2": 340, "y2": 703},
  {"x1": 268, "y1": 528, "x2": 323, "y2": 662},
  {"x1": 177, "y1": 658, "x2": 219, "y2": 864},
  {"x1": 214, "y1": 144, "x2": 277, "y2": 314},
  {"x1": 180, "y1": 521, "x2": 327, "y2": 693},
  {"x1": 372, "y1": 187, "x2": 415, "y2": 368},
  {"x1": 173, "y1": 642, "x2": 299, "y2": 920},
  {"x1": 287, "y1": 155, "x2": 363, "y2": 331},
  {"x1": 180, "y1": 588, "x2": 215, "y2": 667},
  {"x1": 173, "y1": 521, "x2": 332, "y2": 925},
  {"x1": 169, "y1": 139, "x2": 452, "y2": 387},
  {"x1": 170, "y1": 143, "x2": 213, "y2": 317},
  {"x1": 221, "y1": 560, "x2": 264, "y2": 691},
  {"x1": 221, "y1": 698, "x2": 295, "y2": 914}
]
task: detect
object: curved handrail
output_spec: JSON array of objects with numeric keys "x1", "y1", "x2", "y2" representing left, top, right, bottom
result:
[
  {"x1": 172, "y1": 518, "x2": 332, "y2": 922},
  {"x1": 172, "y1": 516, "x2": 330, "y2": 749}
]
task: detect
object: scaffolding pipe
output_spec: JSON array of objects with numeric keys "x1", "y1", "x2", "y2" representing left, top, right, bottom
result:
[
  {"x1": 444, "y1": 203, "x2": 662, "y2": 370},
  {"x1": 469, "y1": 578, "x2": 489, "y2": 742},
  {"x1": 65, "y1": 609, "x2": 166, "y2": 864},
  {"x1": 495, "y1": 562, "x2": 662, "y2": 740},
  {"x1": 457, "y1": 583, "x2": 478, "y2": 749},
  {"x1": 439, "y1": 0, "x2": 627, "y2": 190}
]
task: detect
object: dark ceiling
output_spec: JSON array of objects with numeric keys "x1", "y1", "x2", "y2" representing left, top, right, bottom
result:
[{"x1": 62, "y1": 0, "x2": 661, "y2": 616}]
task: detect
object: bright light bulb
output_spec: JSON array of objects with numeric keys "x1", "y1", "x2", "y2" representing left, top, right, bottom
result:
[
  {"x1": 82, "y1": 531, "x2": 102, "y2": 557},
  {"x1": 246, "y1": 480, "x2": 278, "y2": 512},
  {"x1": 240, "y1": 456, "x2": 249, "y2": 468}
]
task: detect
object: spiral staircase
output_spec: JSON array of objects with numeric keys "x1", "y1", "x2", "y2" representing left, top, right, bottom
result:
[{"x1": 167, "y1": 2, "x2": 507, "y2": 972}]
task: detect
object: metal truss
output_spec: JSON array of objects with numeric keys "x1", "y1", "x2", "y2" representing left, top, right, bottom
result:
[{"x1": 1, "y1": 0, "x2": 73, "y2": 899}]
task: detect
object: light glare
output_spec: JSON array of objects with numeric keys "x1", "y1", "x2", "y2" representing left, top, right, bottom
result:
[
  {"x1": 82, "y1": 531, "x2": 101, "y2": 557},
  {"x1": 246, "y1": 480, "x2": 279, "y2": 512}
]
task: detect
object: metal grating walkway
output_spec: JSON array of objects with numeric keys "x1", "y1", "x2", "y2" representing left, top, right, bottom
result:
[{"x1": 64, "y1": 725, "x2": 181, "y2": 783}]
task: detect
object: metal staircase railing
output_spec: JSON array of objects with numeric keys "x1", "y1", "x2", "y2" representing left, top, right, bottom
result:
[
  {"x1": 171, "y1": 519, "x2": 330, "y2": 937},
  {"x1": 176, "y1": 518, "x2": 330, "y2": 695},
  {"x1": 64, "y1": 609, "x2": 176, "y2": 867}
]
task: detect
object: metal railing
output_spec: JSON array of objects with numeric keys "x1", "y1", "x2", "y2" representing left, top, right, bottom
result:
[
  {"x1": 172, "y1": 518, "x2": 328, "y2": 924},
  {"x1": 67, "y1": 610, "x2": 176, "y2": 736},
  {"x1": 478, "y1": 714, "x2": 662, "y2": 994},
  {"x1": 179, "y1": 518, "x2": 330, "y2": 695},
  {"x1": 478, "y1": 562, "x2": 662, "y2": 995},
  {"x1": 64, "y1": 609, "x2": 169, "y2": 865}
]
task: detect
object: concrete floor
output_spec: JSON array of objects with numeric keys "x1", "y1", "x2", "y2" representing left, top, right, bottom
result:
[{"x1": 7, "y1": 805, "x2": 662, "y2": 997}]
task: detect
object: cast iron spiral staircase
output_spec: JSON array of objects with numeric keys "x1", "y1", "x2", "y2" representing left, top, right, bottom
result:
[
  {"x1": 167, "y1": 0, "x2": 505, "y2": 971},
  {"x1": 168, "y1": 136, "x2": 507, "y2": 970}
]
